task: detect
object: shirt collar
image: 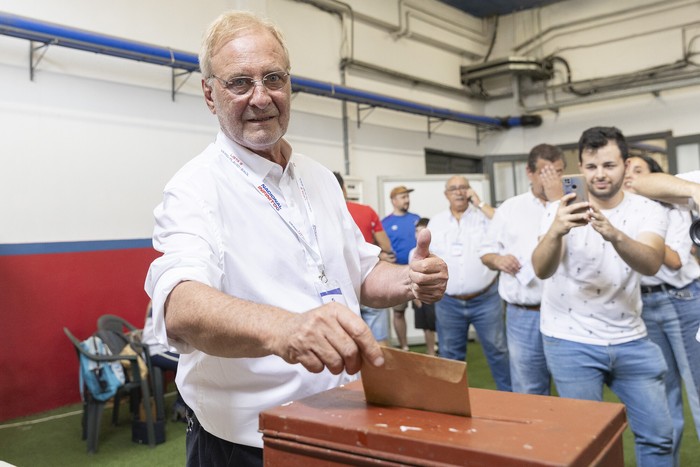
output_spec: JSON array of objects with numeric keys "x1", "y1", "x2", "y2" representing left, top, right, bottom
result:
[
  {"x1": 216, "y1": 131, "x2": 294, "y2": 182},
  {"x1": 526, "y1": 188, "x2": 550, "y2": 207}
]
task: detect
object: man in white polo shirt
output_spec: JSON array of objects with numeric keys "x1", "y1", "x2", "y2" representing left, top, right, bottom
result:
[{"x1": 480, "y1": 143, "x2": 565, "y2": 394}]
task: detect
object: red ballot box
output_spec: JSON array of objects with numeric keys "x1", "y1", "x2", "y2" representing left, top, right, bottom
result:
[{"x1": 260, "y1": 380, "x2": 627, "y2": 466}]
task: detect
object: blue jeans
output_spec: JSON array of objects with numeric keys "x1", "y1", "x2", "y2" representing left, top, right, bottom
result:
[
  {"x1": 543, "y1": 335, "x2": 673, "y2": 467},
  {"x1": 643, "y1": 280, "x2": 700, "y2": 465},
  {"x1": 506, "y1": 304, "x2": 550, "y2": 395},
  {"x1": 435, "y1": 282, "x2": 511, "y2": 391},
  {"x1": 360, "y1": 306, "x2": 389, "y2": 342}
]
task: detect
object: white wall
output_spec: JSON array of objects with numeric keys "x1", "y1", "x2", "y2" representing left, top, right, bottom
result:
[
  {"x1": 2, "y1": 0, "x2": 700, "y2": 245},
  {"x1": 0, "y1": 0, "x2": 486, "y2": 244},
  {"x1": 481, "y1": 0, "x2": 700, "y2": 154}
]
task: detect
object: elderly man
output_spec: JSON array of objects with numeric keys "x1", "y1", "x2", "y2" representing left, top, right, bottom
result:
[
  {"x1": 429, "y1": 175, "x2": 511, "y2": 391},
  {"x1": 145, "y1": 11, "x2": 447, "y2": 466}
]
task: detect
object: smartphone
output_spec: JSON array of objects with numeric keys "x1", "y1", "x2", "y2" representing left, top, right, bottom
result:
[{"x1": 561, "y1": 175, "x2": 589, "y2": 206}]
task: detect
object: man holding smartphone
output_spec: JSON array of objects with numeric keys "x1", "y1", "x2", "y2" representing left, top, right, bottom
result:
[{"x1": 532, "y1": 126, "x2": 673, "y2": 465}]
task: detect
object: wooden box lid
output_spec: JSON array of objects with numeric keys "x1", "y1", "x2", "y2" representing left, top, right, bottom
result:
[{"x1": 260, "y1": 380, "x2": 627, "y2": 466}]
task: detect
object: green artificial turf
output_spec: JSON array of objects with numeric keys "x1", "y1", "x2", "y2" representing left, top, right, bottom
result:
[{"x1": 0, "y1": 391, "x2": 186, "y2": 467}]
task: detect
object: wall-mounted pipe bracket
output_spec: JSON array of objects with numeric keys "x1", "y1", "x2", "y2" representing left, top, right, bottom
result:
[
  {"x1": 356, "y1": 103, "x2": 375, "y2": 128},
  {"x1": 29, "y1": 39, "x2": 53, "y2": 81},
  {"x1": 427, "y1": 116, "x2": 445, "y2": 139},
  {"x1": 171, "y1": 69, "x2": 193, "y2": 102}
]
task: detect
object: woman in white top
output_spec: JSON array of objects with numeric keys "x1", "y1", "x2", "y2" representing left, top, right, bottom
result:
[{"x1": 625, "y1": 154, "x2": 700, "y2": 464}]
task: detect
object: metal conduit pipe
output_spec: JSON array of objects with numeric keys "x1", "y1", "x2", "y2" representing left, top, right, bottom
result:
[
  {"x1": 292, "y1": 76, "x2": 539, "y2": 128},
  {"x1": 514, "y1": 0, "x2": 695, "y2": 54},
  {"x1": 0, "y1": 12, "x2": 199, "y2": 71},
  {"x1": 0, "y1": 12, "x2": 541, "y2": 130}
]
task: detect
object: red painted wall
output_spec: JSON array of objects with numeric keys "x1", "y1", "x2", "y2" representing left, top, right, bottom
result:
[{"x1": 0, "y1": 247, "x2": 160, "y2": 421}]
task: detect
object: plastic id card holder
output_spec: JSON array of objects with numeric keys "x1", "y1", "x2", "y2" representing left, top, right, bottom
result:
[{"x1": 315, "y1": 279, "x2": 347, "y2": 306}]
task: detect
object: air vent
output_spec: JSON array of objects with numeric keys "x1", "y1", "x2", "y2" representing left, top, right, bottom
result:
[{"x1": 460, "y1": 56, "x2": 553, "y2": 85}]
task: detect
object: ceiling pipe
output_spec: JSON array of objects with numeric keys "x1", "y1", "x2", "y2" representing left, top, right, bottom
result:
[
  {"x1": 0, "y1": 11, "x2": 199, "y2": 71},
  {"x1": 292, "y1": 75, "x2": 539, "y2": 128},
  {"x1": 0, "y1": 11, "x2": 541, "y2": 131}
]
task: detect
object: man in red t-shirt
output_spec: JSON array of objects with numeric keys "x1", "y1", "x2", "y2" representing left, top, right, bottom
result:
[{"x1": 335, "y1": 172, "x2": 395, "y2": 345}]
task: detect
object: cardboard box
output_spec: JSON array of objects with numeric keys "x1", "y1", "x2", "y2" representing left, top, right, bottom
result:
[{"x1": 260, "y1": 381, "x2": 626, "y2": 466}]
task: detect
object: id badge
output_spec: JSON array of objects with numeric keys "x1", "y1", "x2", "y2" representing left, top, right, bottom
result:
[
  {"x1": 450, "y1": 242, "x2": 463, "y2": 256},
  {"x1": 315, "y1": 279, "x2": 347, "y2": 306}
]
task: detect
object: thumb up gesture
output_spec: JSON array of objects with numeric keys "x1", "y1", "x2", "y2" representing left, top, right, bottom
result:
[{"x1": 409, "y1": 228, "x2": 448, "y2": 304}]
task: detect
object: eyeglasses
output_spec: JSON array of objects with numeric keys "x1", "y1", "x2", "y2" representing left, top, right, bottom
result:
[
  {"x1": 446, "y1": 185, "x2": 469, "y2": 193},
  {"x1": 209, "y1": 71, "x2": 290, "y2": 95}
]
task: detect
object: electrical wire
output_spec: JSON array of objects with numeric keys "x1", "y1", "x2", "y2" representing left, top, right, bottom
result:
[{"x1": 482, "y1": 16, "x2": 499, "y2": 63}]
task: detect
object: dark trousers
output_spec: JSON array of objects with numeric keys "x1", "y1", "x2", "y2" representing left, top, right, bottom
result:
[{"x1": 186, "y1": 410, "x2": 263, "y2": 467}]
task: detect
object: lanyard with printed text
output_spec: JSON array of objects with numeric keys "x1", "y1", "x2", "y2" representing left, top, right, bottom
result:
[{"x1": 220, "y1": 146, "x2": 328, "y2": 283}]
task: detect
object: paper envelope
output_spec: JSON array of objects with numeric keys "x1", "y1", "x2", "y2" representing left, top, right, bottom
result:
[{"x1": 361, "y1": 347, "x2": 471, "y2": 417}]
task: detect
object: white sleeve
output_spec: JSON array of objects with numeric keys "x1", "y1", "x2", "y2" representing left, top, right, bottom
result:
[
  {"x1": 144, "y1": 183, "x2": 224, "y2": 354},
  {"x1": 539, "y1": 201, "x2": 559, "y2": 237},
  {"x1": 677, "y1": 171, "x2": 700, "y2": 184},
  {"x1": 478, "y1": 205, "x2": 506, "y2": 257}
]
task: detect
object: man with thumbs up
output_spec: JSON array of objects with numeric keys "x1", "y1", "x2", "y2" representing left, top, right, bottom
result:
[
  {"x1": 145, "y1": 11, "x2": 448, "y2": 464},
  {"x1": 428, "y1": 175, "x2": 512, "y2": 391}
]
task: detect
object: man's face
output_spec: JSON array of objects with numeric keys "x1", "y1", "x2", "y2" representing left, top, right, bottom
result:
[
  {"x1": 579, "y1": 141, "x2": 626, "y2": 202},
  {"x1": 444, "y1": 176, "x2": 470, "y2": 212},
  {"x1": 527, "y1": 158, "x2": 565, "y2": 200},
  {"x1": 202, "y1": 27, "x2": 291, "y2": 157},
  {"x1": 391, "y1": 192, "x2": 410, "y2": 213}
]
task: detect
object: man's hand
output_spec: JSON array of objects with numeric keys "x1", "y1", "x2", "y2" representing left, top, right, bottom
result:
[
  {"x1": 408, "y1": 228, "x2": 448, "y2": 304},
  {"x1": 551, "y1": 192, "x2": 591, "y2": 236},
  {"x1": 271, "y1": 302, "x2": 384, "y2": 375},
  {"x1": 541, "y1": 164, "x2": 564, "y2": 201},
  {"x1": 491, "y1": 254, "x2": 521, "y2": 275},
  {"x1": 379, "y1": 250, "x2": 396, "y2": 262},
  {"x1": 466, "y1": 187, "x2": 480, "y2": 207},
  {"x1": 587, "y1": 206, "x2": 619, "y2": 242}
]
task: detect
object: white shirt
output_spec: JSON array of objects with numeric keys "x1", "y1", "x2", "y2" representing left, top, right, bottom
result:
[
  {"x1": 145, "y1": 132, "x2": 379, "y2": 447},
  {"x1": 677, "y1": 170, "x2": 700, "y2": 184},
  {"x1": 676, "y1": 171, "x2": 700, "y2": 342},
  {"x1": 539, "y1": 192, "x2": 667, "y2": 345},
  {"x1": 141, "y1": 315, "x2": 172, "y2": 356},
  {"x1": 479, "y1": 190, "x2": 547, "y2": 305},
  {"x1": 429, "y1": 206, "x2": 497, "y2": 295},
  {"x1": 641, "y1": 205, "x2": 700, "y2": 288}
]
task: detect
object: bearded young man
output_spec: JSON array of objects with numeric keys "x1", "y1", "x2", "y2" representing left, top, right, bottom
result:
[{"x1": 532, "y1": 126, "x2": 674, "y2": 466}]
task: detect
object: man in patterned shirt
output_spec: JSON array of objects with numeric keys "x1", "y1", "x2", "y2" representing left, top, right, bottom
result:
[{"x1": 532, "y1": 126, "x2": 673, "y2": 465}]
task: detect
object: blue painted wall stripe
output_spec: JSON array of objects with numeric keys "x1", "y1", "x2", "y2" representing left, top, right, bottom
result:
[{"x1": 0, "y1": 239, "x2": 153, "y2": 256}]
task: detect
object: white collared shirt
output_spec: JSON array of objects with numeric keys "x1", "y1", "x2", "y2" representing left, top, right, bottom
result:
[
  {"x1": 479, "y1": 190, "x2": 547, "y2": 305},
  {"x1": 145, "y1": 132, "x2": 379, "y2": 447},
  {"x1": 539, "y1": 192, "x2": 668, "y2": 345},
  {"x1": 429, "y1": 206, "x2": 497, "y2": 295},
  {"x1": 672, "y1": 171, "x2": 700, "y2": 343},
  {"x1": 641, "y1": 205, "x2": 700, "y2": 288}
]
